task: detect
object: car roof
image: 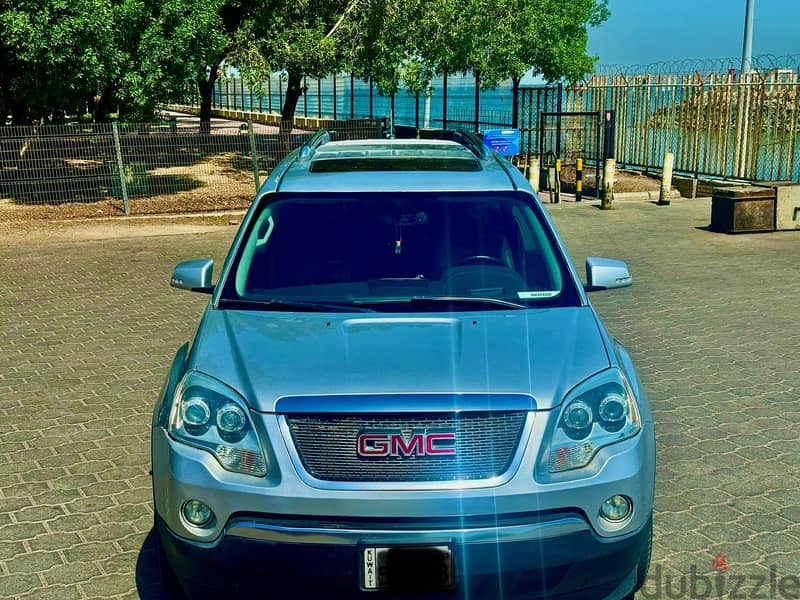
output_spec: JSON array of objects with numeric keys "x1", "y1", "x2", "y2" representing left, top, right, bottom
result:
[{"x1": 271, "y1": 137, "x2": 518, "y2": 194}]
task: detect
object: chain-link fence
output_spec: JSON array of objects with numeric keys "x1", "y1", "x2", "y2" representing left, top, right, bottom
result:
[
  {"x1": 580, "y1": 70, "x2": 800, "y2": 183},
  {"x1": 0, "y1": 114, "x2": 384, "y2": 214},
  {"x1": 214, "y1": 74, "x2": 517, "y2": 134},
  {"x1": 518, "y1": 55, "x2": 800, "y2": 187},
  {"x1": 5, "y1": 55, "x2": 799, "y2": 217}
]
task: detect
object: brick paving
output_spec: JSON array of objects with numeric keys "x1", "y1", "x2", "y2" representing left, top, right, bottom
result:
[{"x1": 0, "y1": 199, "x2": 798, "y2": 598}]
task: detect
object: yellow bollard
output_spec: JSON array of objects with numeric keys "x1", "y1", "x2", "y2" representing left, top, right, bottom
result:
[
  {"x1": 554, "y1": 159, "x2": 562, "y2": 203},
  {"x1": 601, "y1": 158, "x2": 615, "y2": 210},
  {"x1": 576, "y1": 158, "x2": 583, "y2": 202}
]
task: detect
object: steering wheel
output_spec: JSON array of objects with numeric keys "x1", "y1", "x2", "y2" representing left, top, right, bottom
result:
[{"x1": 455, "y1": 255, "x2": 508, "y2": 267}]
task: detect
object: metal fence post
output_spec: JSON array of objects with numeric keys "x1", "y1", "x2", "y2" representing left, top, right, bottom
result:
[
  {"x1": 368, "y1": 77, "x2": 373, "y2": 120},
  {"x1": 111, "y1": 122, "x2": 130, "y2": 215},
  {"x1": 555, "y1": 82, "x2": 563, "y2": 157},
  {"x1": 442, "y1": 73, "x2": 448, "y2": 130},
  {"x1": 474, "y1": 71, "x2": 481, "y2": 133},
  {"x1": 248, "y1": 120, "x2": 260, "y2": 193},
  {"x1": 350, "y1": 73, "x2": 355, "y2": 119},
  {"x1": 333, "y1": 75, "x2": 338, "y2": 120}
]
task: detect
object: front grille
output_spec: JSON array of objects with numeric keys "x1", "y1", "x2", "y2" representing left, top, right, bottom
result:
[{"x1": 284, "y1": 412, "x2": 527, "y2": 482}]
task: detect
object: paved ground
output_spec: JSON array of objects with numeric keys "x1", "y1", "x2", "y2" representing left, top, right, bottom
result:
[{"x1": 0, "y1": 199, "x2": 798, "y2": 599}]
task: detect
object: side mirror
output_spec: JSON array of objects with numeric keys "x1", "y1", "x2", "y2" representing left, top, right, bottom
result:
[
  {"x1": 585, "y1": 257, "x2": 632, "y2": 292},
  {"x1": 170, "y1": 259, "x2": 214, "y2": 293}
]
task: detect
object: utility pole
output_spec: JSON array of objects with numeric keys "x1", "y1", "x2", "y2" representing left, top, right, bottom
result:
[
  {"x1": 735, "y1": 0, "x2": 755, "y2": 177},
  {"x1": 741, "y1": 0, "x2": 754, "y2": 74}
]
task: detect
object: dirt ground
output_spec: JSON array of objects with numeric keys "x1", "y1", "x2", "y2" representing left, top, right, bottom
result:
[
  {"x1": 0, "y1": 109, "x2": 662, "y2": 222},
  {"x1": 0, "y1": 165, "x2": 662, "y2": 225},
  {"x1": 0, "y1": 194, "x2": 252, "y2": 222},
  {"x1": 556, "y1": 165, "x2": 661, "y2": 196}
]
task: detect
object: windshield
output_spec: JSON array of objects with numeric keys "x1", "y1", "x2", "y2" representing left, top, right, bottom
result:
[{"x1": 219, "y1": 192, "x2": 581, "y2": 311}]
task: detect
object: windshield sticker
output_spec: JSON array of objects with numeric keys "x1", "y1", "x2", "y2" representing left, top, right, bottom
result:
[{"x1": 518, "y1": 291, "x2": 560, "y2": 299}]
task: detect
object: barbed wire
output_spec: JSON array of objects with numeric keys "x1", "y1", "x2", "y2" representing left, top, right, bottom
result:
[{"x1": 595, "y1": 53, "x2": 800, "y2": 76}]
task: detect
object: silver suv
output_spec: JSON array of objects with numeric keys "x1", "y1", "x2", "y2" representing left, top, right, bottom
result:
[{"x1": 152, "y1": 130, "x2": 655, "y2": 599}]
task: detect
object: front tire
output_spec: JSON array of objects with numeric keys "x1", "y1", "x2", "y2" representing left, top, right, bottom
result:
[
  {"x1": 153, "y1": 518, "x2": 188, "y2": 600},
  {"x1": 622, "y1": 516, "x2": 653, "y2": 599}
]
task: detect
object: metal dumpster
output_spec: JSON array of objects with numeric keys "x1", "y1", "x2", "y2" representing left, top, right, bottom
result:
[{"x1": 710, "y1": 186, "x2": 776, "y2": 233}]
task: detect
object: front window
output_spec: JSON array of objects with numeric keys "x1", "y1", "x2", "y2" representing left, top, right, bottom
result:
[{"x1": 219, "y1": 192, "x2": 581, "y2": 311}]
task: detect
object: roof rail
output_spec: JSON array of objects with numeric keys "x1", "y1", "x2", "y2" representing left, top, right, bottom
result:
[
  {"x1": 299, "y1": 127, "x2": 488, "y2": 161},
  {"x1": 299, "y1": 129, "x2": 331, "y2": 159},
  {"x1": 449, "y1": 130, "x2": 490, "y2": 160},
  {"x1": 416, "y1": 128, "x2": 489, "y2": 160}
]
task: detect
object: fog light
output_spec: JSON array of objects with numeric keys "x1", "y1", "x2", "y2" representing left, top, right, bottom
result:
[
  {"x1": 600, "y1": 495, "x2": 632, "y2": 522},
  {"x1": 182, "y1": 499, "x2": 213, "y2": 527}
]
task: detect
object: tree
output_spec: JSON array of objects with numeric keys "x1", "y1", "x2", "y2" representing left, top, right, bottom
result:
[
  {"x1": 0, "y1": 0, "x2": 136, "y2": 124},
  {"x1": 134, "y1": 0, "x2": 250, "y2": 129},
  {"x1": 239, "y1": 1, "x2": 346, "y2": 143},
  {"x1": 0, "y1": 0, "x2": 608, "y2": 128},
  {"x1": 354, "y1": 0, "x2": 609, "y2": 115},
  {"x1": 254, "y1": 0, "x2": 608, "y2": 131},
  {"x1": 422, "y1": 0, "x2": 610, "y2": 126}
]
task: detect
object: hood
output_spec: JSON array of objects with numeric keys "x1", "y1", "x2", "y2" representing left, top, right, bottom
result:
[{"x1": 189, "y1": 307, "x2": 609, "y2": 412}]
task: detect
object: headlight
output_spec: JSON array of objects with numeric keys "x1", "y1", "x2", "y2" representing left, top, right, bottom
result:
[
  {"x1": 169, "y1": 371, "x2": 267, "y2": 476},
  {"x1": 546, "y1": 368, "x2": 641, "y2": 473}
]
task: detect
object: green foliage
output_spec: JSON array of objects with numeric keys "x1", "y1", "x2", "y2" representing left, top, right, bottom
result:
[
  {"x1": 0, "y1": 0, "x2": 608, "y2": 125},
  {"x1": 0, "y1": 0, "x2": 131, "y2": 122},
  {"x1": 132, "y1": 0, "x2": 232, "y2": 114},
  {"x1": 343, "y1": 0, "x2": 609, "y2": 95}
]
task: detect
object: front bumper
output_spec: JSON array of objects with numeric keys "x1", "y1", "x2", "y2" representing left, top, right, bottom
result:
[
  {"x1": 152, "y1": 413, "x2": 655, "y2": 599},
  {"x1": 157, "y1": 512, "x2": 650, "y2": 599}
]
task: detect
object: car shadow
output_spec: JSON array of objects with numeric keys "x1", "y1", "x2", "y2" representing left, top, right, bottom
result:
[{"x1": 135, "y1": 528, "x2": 170, "y2": 599}]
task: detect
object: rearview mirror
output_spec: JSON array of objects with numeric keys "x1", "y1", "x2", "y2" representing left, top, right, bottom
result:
[
  {"x1": 585, "y1": 257, "x2": 632, "y2": 292},
  {"x1": 171, "y1": 259, "x2": 214, "y2": 293}
]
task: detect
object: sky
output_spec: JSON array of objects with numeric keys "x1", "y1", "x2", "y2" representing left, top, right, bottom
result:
[{"x1": 586, "y1": 0, "x2": 800, "y2": 67}]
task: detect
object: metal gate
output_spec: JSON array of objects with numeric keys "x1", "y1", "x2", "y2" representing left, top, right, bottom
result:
[{"x1": 539, "y1": 111, "x2": 604, "y2": 198}]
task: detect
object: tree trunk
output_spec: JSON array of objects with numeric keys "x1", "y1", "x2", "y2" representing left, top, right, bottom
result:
[
  {"x1": 280, "y1": 70, "x2": 303, "y2": 152},
  {"x1": 511, "y1": 75, "x2": 521, "y2": 129},
  {"x1": 198, "y1": 79, "x2": 213, "y2": 134},
  {"x1": 198, "y1": 62, "x2": 221, "y2": 135},
  {"x1": 0, "y1": 92, "x2": 8, "y2": 127},
  {"x1": 93, "y1": 87, "x2": 115, "y2": 123},
  {"x1": 10, "y1": 100, "x2": 29, "y2": 126}
]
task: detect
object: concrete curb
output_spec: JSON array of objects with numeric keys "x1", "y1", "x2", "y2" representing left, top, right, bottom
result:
[
  {"x1": 543, "y1": 189, "x2": 683, "y2": 204},
  {"x1": 48, "y1": 209, "x2": 248, "y2": 224},
  {"x1": 609, "y1": 189, "x2": 682, "y2": 201}
]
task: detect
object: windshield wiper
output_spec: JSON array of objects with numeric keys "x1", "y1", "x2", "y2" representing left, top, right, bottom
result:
[
  {"x1": 352, "y1": 296, "x2": 526, "y2": 310},
  {"x1": 218, "y1": 298, "x2": 375, "y2": 313}
]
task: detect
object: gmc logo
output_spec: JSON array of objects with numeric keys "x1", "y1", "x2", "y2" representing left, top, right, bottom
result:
[{"x1": 357, "y1": 431, "x2": 456, "y2": 457}]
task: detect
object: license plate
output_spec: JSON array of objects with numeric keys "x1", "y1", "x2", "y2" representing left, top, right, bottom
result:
[{"x1": 362, "y1": 545, "x2": 454, "y2": 591}]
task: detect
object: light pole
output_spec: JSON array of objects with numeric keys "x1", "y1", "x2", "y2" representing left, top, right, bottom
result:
[
  {"x1": 735, "y1": 0, "x2": 755, "y2": 178},
  {"x1": 741, "y1": 0, "x2": 755, "y2": 74}
]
